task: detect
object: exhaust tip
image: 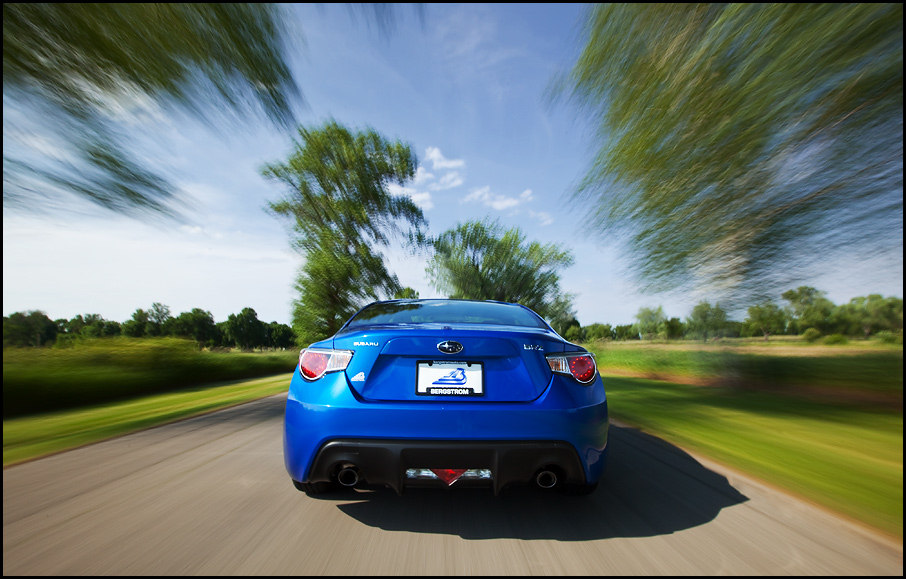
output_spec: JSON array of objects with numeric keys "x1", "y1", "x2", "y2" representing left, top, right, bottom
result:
[
  {"x1": 536, "y1": 470, "x2": 558, "y2": 489},
  {"x1": 337, "y1": 467, "x2": 359, "y2": 487}
]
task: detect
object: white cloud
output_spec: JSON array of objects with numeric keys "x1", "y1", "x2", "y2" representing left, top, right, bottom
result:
[
  {"x1": 463, "y1": 186, "x2": 535, "y2": 211},
  {"x1": 528, "y1": 210, "x2": 554, "y2": 226},
  {"x1": 425, "y1": 146, "x2": 465, "y2": 170},
  {"x1": 412, "y1": 166, "x2": 435, "y2": 185},
  {"x1": 429, "y1": 171, "x2": 464, "y2": 191}
]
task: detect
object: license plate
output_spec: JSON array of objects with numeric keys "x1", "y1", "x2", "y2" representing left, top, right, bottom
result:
[{"x1": 416, "y1": 361, "x2": 484, "y2": 396}]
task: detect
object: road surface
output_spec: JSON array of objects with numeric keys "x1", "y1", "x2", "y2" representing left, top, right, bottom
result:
[{"x1": 3, "y1": 393, "x2": 902, "y2": 575}]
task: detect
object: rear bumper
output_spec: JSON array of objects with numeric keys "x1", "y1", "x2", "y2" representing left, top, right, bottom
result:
[
  {"x1": 283, "y1": 370, "x2": 609, "y2": 493},
  {"x1": 307, "y1": 439, "x2": 590, "y2": 495}
]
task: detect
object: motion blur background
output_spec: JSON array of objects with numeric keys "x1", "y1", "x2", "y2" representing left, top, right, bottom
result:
[
  {"x1": 3, "y1": 2, "x2": 903, "y2": 549},
  {"x1": 4, "y1": 4, "x2": 902, "y2": 331}
]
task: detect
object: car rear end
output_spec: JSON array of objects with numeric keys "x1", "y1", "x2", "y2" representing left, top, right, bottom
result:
[{"x1": 283, "y1": 300, "x2": 609, "y2": 495}]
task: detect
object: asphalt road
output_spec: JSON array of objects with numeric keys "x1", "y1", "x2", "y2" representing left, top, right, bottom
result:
[{"x1": 3, "y1": 393, "x2": 902, "y2": 575}]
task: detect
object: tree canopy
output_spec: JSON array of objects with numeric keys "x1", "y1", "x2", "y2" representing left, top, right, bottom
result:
[
  {"x1": 226, "y1": 308, "x2": 267, "y2": 352},
  {"x1": 782, "y1": 286, "x2": 836, "y2": 335},
  {"x1": 3, "y1": 3, "x2": 302, "y2": 217},
  {"x1": 686, "y1": 301, "x2": 729, "y2": 342},
  {"x1": 3, "y1": 4, "x2": 418, "y2": 219},
  {"x1": 744, "y1": 301, "x2": 788, "y2": 341},
  {"x1": 634, "y1": 306, "x2": 667, "y2": 340},
  {"x1": 426, "y1": 219, "x2": 575, "y2": 323},
  {"x1": 559, "y1": 4, "x2": 903, "y2": 305},
  {"x1": 264, "y1": 120, "x2": 426, "y2": 345}
]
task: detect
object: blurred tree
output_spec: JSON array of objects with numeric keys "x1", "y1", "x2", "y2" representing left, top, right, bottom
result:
[
  {"x1": 745, "y1": 301, "x2": 788, "y2": 341},
  {"x1": 53, "y1": 318, "x2": 69, "y2": 336},
  {"x1": 266, "y1": 321, "x2": 296, "y2": 350},
  {"x1": 143, "y1": 302, "x2": 172, "y2": 337},
  {"x1": 558, "y1": 4, "x2": 903, "y2": 305},
  {"x1": 583, "y1": 323, "x2": 614, "y2": 342},
  {"x1": 841, "y1": 294, "x2": 903, "y2": 338},
  {"x1": 226, "y1": 307, "x2": 266, "y2": 351},
  {"x1": 213, "y1": 321, "x2": 234, "y2": 349},
  {"x1": 394, "y1": 287, "x2": 420, "y2": 299},
  {"x1": 264, "y1": 120, "x2": 426, "y2": 345},
  {"x1": 724, "y1": 320, "x2": 744, "y2": 339},
  {"x1": 613, "y1": 324, "x2": 639, "y2": 341},
  {"x1": 782, "y1": 286, "x2": 835, "y2": 334},
  {"x1": 3, "y1": 311, "x2": 57, "y2": 348},
  {"x1": 564, "y1": 324, "x2": 584, "y2": 343},
  {"x1": 884, "y1": 297, "x2": 904, "y2": 333},
  {"x1": 686, "y1": 300, "x2": 729, "y2": 341},
  {"x1": 802, "y1": 327, "x2": 823, "y2": 343},
  {"x1": 62, "y1": 314, "x2": 88, "y2": 336},
  {"x1": 171, "y1": 308, "x2": 217, "y2": 347},
  {"x1": 3, "y1": 4, "x2": 420, "y2": 218},
  {"x1": 660, "y1": 317, "x2": 685, "y2": 341},
  {"x1": 289, "y1": 240, "x2": 403, "y2": 344},
  {"x1": 634, "y1": 306, "x2": 667, "y2": 340},
  {"x1": 121, "y1": 308, "x2": 149, "y2": 338},
  {"x1": 426, "y1": 219, "x2": 575, "y2": 323},
  {"x1": 554, "y1": 314, "x2": 581, "y2": 340},
  {"x1": 80, "y1": 316, "x2": 121, "y2": 338},
  {"x1": 544, "y1": 294, "x2": 580, "y2": 337},
  {"x1": 3, "y1": 4, "x2": 300, "y2": 217}
]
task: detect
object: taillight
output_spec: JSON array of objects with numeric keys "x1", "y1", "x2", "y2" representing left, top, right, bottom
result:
[
  {"x1": 298, "y1": 348, "x2": 353, "y2": 380},
  {"x1": 546, "y1": 352, "x2": 597, "y2": 384}
]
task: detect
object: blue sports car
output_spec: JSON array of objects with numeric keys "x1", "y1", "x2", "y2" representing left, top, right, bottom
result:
[{"x1": 283, "y1": 299, "x2": 609, "y2": 496}]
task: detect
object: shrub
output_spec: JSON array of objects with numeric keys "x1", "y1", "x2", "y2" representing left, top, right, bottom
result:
[
  {"x1": 3, "y1": 337, "x2": 297, "y2": 418},
  {"x1": 823, "y1": 334, "x2": 849, "y2": 345},
  {"x1": 875, "y1": 331, "x2": 903, "y2": 345},
  {"x1": 564, "y1": 325, "x2": 583, "y2": 343},
  {"x1": 802, "y1": 328, "x2": 822, "y2": 343}
]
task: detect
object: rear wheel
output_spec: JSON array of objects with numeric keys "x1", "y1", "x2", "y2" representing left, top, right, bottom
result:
[{"x1": 292, "y1": 479, "x2": 335, "y2": 494}]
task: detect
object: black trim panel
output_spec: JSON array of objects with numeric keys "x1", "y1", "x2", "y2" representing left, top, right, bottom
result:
[{"x1": 307, "y1": 439, "x2": 587, "y2": 495}]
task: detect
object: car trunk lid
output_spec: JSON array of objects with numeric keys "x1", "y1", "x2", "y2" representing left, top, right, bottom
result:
[{"x1": 333, "y1": 325, "x2": 566, "y2": 402}]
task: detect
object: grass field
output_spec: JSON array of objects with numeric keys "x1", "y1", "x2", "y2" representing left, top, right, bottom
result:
[
  {"x1": 3, "y1": 337, "x2": 298, "y2": 418},
  {"x1": 586, "y1": 340, "x2": 903, "y2": 402},
  {"x1": 585, "y1": 340, "x2": 903, "y2": 538},
  {"x1": 601, "y1": 375, "x2": 902, "y2": 540},
  {"x1": 2, "y1": 374, "x2": 290, "y2": 466}
]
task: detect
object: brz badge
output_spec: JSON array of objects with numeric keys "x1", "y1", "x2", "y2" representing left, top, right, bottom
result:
[
  {"x1": 437, "y1": 340, "x2": 464, "y2": 354},
  {"x1": 523, "y1": 344, "x2": 543, "y2": 351}
]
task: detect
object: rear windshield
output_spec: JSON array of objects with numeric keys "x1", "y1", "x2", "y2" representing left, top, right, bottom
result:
[{"x1": 344, "y1": 300, "x2": 548, "y2": 329}]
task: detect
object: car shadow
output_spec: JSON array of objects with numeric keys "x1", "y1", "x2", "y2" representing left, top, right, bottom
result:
[{"x1": 309, "y1": 425, "x2": 749, "y2": 541}]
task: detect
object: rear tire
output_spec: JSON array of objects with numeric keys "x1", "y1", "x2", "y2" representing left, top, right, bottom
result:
[{"x1": 292, "y1": 479, "x2": 335, "y2": 494}]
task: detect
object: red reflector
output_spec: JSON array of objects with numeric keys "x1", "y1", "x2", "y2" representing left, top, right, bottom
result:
[{"x1": 430, "y1": 468, "x2": 468, "y2": 486}]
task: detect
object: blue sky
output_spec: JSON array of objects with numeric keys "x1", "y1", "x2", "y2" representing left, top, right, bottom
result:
[{"x1": 3, "y1": 4, "x2": 903, "y2": 328}]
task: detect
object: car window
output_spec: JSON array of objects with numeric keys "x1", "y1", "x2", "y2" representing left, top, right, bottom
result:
[{"x1": 344, "y1": 300, "x2": 548, "y2": 329}]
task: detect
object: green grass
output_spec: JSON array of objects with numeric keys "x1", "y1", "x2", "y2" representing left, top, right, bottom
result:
[
  {"x1": 587, "y1": 341, "x2": 903, "y2": 397},
  {"x1": 3, "y1": 337, "x2": 299, "y2": 417},
  {"x1": 587, "y1": 341, "x2": 903, "y2": 537},
  {"x1": 3, "y1": 374, "x2": 290, "y2": 466},
  {"x1": 603, "y1": 375, "x2": 903, "y2": 539}
]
